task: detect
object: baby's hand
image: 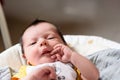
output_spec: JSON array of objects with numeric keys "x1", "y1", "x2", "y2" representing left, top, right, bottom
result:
[{"x1": 51, "y1": 44, "x2": 73, "y2": 63}]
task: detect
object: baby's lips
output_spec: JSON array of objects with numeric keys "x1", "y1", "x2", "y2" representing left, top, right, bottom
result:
[{"x1": 41, "y1": 47, "x2": 52, "y2": 54}]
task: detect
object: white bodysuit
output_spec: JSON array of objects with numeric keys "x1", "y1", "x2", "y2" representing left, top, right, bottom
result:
[{"x1": 26, "y1": 61, "x2": 77, "y2": 80}]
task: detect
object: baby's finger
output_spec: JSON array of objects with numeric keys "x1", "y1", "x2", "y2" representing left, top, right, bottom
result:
[
  {"x1": 56, "y1": 54, "x2": 62, "y2": 61},
  {"x1": 50, "y1": 55, "x2": 57, "y2": 59},
  {"x1": 50, "y1": 47, "x2": 61, "y2": 55}
]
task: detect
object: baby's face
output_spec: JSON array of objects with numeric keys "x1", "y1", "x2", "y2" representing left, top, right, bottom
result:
[{"x1": 22, "y1": 22, "x2": 64, "y2": 65}]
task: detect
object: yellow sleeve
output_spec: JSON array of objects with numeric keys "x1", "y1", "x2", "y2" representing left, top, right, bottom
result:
[
  {"x1": 12, "y1": 65, "x2": 27, "y2": 80},
  {"x1": 74, "y1": 66, "x2": 82, "y2": 80}
]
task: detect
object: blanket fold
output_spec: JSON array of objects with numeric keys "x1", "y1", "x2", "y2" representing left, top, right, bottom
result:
[
  {"x1": 87, "y1": 49, "x2": 120, "y2": 80},
  {"x1": 0, "y1": 66, "x2": 11, "y2": 80}
]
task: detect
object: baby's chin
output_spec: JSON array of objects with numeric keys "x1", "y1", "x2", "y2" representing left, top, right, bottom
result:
[
  {"x1": 44, "y1": 58, "x2": 56, "y2": 63},
  {"x1": 38, "y1": 57, "x2": 56, "y2": 65},
  {"x1": 42, "y1": 54, "x2": 56, "y2": 62}
]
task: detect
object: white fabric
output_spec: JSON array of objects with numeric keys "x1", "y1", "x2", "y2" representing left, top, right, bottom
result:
[
  {"x1": 0, "y1": 44, "x2": 22, "y2": 71},
  {"x1": 64, "y1": 35, "x2": 120, "y2": 56},
  {"x1": 27, "y1": 61, "x2": 77, "y2": 80}
]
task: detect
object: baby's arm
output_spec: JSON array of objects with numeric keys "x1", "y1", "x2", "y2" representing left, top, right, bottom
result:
[
  {"x1": 70, "y1": 51, "x2": 99, "y2": 80},
  {"x1": 51, "y1": 44, "x2": 99, "y2": 80}
]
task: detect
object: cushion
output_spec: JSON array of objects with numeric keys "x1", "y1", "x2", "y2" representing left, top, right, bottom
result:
[
  {"x1": 0, "y1": 44, "x2": 25, "y2": 71},
  {"x1": 64, "y1": 35, "x2": 120, "y2": 56},
  {"x1": 0, "y1": 35, "x2": 120, "y2": 71}
]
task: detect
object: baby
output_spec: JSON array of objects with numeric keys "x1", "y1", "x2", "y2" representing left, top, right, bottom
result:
[{"x1": 12, "y1": 19, "x2": 99, "y2": 80}]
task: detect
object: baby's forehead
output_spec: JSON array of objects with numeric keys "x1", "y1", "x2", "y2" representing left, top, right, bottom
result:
[{"x1": 22, "y1": 23, "x2": 58, "y2": 38}]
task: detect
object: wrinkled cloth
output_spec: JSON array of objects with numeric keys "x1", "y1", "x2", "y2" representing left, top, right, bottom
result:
[
  {"x1": 0, "y1": 66, "x2": 11, "y2": 80},
  {"x1": 87, "y1": 49, "x2": 120, "y2": 80},
  {"x1": 13, "y1": 61, "x2": 79, "y2": 80}
]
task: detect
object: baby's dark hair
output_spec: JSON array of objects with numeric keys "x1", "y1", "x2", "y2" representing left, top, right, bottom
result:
[{"x1": 20, "y1": 19, "x2": 67, "y2": 53}]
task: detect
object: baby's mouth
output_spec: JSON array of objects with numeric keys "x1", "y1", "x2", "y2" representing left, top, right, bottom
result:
[
  {"x1": 42, "y1": 51, "x2": 52, "y2": 57},
  {"x1": 42, "y1": 50, "x2": 56, "y2": 60}
]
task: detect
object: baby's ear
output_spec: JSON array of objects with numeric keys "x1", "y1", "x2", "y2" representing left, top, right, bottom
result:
[{"x1": 27, "y1": 61, "x2": 33, "y2": 65}]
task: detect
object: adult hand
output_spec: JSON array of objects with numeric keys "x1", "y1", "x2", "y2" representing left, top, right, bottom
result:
[{"x1": 21, "y1": 66, "x2": 56, "y2": 80}]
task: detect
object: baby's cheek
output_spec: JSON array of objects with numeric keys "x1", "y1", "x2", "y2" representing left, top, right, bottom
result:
[{"x1": 51, "y1": 40, "x2": 63, "y2": 46}]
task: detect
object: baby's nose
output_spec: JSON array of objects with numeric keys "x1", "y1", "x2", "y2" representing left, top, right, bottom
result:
[
  {"x1": 39, "y1": 39, "x2": 48, "y2": 46},
  {"x1": 40, "y1": 41, "x2": 47, "y2": 46}
]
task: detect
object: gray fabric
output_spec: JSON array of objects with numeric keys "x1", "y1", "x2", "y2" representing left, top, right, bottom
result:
[
  {"x1": 87, "y1": 49, "x2": 120, "y2": 80},
  {"x1": 0, "y1": 66, "x2": 11, "y2": 80}
]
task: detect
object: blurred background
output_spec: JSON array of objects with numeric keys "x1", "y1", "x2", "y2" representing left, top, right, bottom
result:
[{"x1": 0, "y1": 0, "x2": 120, "y2": 52}]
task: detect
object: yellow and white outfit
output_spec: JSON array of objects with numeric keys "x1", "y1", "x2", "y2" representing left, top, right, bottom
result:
[{"x1": 12, "y1": 61, "x2": 81, "y2": 80}]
